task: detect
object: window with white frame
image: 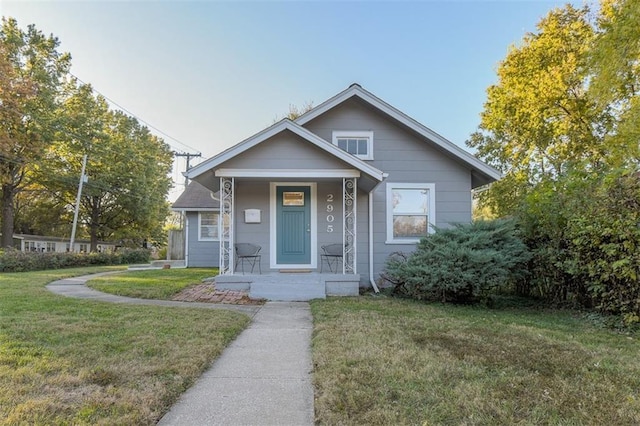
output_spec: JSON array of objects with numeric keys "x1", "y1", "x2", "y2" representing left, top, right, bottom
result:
[
  {"x1": 199, "y1": 211, "x2": 220, "y2": 241},
  {"x1": 46, "y1": 242, "x2": 56, "y2": 252},
  {"x1": 386, "y1": 183, "x2": 436, "y2": 243},
  {"x1": 332, "y1": 131, "x2": 374, "y2": 160}
]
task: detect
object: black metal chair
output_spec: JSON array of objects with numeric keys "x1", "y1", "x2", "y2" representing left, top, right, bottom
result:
[
  {"x1": 320, "y1": 243, "x2": 343, "y2": 273},
  {"x1": 234, "y1": 243, "x2": 262, "y2": 274}
]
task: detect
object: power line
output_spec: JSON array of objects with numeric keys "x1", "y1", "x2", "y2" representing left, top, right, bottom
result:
[
  {"x1": 69, "y1": 72, "x2": 201, "y2": 155},
  {"x1": 2, "y1": 79, "x2": 200, "y2": 199}
]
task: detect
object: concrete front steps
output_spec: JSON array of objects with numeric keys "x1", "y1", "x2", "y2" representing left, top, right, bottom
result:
[{"x1": 215, "y1": 272, "x2": 360, "y2": 301}]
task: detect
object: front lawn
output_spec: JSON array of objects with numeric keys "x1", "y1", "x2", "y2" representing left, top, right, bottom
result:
[
  {"x1": 0, "y1": 267, "x2": 250, "y2": 425},
  {"x1": 86, "y1": 268, "x2": 218, "y2": 299},
  {"x1": 311, "y1": 297, "x2": 640, "y2": 425}
]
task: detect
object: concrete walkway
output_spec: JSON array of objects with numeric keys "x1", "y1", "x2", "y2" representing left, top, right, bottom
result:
[
  {"x1": 46, "y1": 272, "x2": 261, "y2": 316},
  {"x1": 158, "y1": 302, "x2": 314, "y2": 425},
  {"x1": 46, "y1": 273, "x2": 315, "y2": 425}
]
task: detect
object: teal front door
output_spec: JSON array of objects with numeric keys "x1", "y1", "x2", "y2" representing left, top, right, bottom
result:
[{"x1": 276, "y1": 186, "x2": 311, "y2": 265}]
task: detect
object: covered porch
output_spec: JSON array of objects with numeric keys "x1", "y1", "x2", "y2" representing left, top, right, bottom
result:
[{"x1": 216, "y1": 175, "x2": 366, "y2": 274}]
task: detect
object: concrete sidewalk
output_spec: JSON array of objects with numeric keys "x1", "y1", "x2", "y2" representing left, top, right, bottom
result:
[
  {"x1": 158, "y1": 301, "x2": 314, "y2": 426},
  {"x1": 46, "y1": 273, "x2": 315, "y2": 425}
]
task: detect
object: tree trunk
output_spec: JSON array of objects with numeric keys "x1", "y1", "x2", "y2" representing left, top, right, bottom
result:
[{"x1": 1, "y1": 184, "x2": 15, "y2": 248}]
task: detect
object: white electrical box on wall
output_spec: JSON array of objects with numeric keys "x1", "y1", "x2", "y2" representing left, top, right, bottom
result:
[{"x1": 244, "y1": 209, "x2": 261, "y2": 223}]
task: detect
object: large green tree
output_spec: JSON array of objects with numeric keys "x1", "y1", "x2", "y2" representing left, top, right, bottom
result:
[
  {"x1": 0, "y1": 17, "x2": 71, "y2": 247},
  {"x1": 470, "y1": 1, "x2": 640, "y2": 322},
  {"x1": 40, "y1": 82, "x2": 173, "y2": 251},
  {"x1": 590, "y1": 0, "x2": 640, "y2": 165},
  {"x1": 467, "y1": 5, "x2": 607, "y2": 215}
]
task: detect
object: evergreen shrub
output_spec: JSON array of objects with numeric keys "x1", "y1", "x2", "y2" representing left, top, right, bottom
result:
[{"x1": 383, "y1": 219, "x2": 531, "y2": 303}]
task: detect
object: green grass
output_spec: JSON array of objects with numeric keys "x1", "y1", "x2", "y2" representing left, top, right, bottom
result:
[
  {"x1": 86, "y1": 268, "x2": 218, "y2": 299},
  {"x1": 0, "y1": 267, "x2": 250, "y2": 425},
  {"x1": 311, "y1": 296, "x2": 640, "y2": 425}
]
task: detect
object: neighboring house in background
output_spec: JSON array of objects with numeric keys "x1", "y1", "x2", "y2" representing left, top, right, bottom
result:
[
  {"x1": 171, "y1": 84, "x2": 500, "y2": 297},
  {"x1": 10, "y1": 234, "x2": 117, "y2": 253}
]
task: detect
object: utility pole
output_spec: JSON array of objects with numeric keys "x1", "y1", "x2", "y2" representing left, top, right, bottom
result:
[
  {"x1": 174, "y1": 151, "x2": 202, "y2": 186},
  {"x1": 70, "y1": 154, "x2": 88, "y2": 252}
]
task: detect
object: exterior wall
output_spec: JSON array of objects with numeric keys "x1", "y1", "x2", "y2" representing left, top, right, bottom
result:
[
  {"x1": 185, "y1": 211, "x2": 220, "y2": 267},
  {"x1": 303, "y1": 97, "x2": 473, "y2": 285},
  {"x1": 234, "y1": 181, "x2": 270, "y2": 272},
  {"x1": 316, "y1": 181, "x2": 345, "y2": 271}
]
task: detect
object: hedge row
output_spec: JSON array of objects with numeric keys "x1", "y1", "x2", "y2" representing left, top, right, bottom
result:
[{"x1": 0, "y1": 248, "x2": 151, "y2": 273}]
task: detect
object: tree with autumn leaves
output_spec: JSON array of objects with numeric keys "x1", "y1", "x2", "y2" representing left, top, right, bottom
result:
[
  {"x1": 0, "y1": 17, "x2": 173, "y2": 251},
  {"x1": 469, "y1": 1, "x2": 640, "y2": 323},
  {"x1": 0, "y1": 18, "x2": 71, "y2": 248}
]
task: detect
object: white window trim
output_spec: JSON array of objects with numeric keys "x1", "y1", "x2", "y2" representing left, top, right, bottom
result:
[
  {"x1": 332, "y1": 130, "x2": 374, "y2": 160},
  {"x1": 386, "y1": 183, "x2": 436, "y2": 244},
  {"x1": 198, "y1": 211, "x2": 220, "y2": 241}
]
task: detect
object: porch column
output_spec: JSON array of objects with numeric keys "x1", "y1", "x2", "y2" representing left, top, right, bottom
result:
[
  {"x1": 343, "y1": 177, "x2": 357, "y2": 274},
  {"x1": 219, "y1": 177, "x2": 235, "y2": 275}
]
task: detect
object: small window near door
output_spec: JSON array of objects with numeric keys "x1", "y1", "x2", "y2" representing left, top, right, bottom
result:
[{"x1": 283, "y1": 192, "x2": 305, "y2": 206}]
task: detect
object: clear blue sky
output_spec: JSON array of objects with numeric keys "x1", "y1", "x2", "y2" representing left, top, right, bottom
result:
[{"x1": 1, "y1": 0, "x2": 583, "y2": 199}]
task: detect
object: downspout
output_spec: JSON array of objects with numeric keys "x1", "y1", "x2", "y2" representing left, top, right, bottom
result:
[
  {"x1": 369, "y1": 191, "x2": 380, "y2": 293},
  {"x1": 184, "y1": 211, "x2": 189, "y2": 267}
]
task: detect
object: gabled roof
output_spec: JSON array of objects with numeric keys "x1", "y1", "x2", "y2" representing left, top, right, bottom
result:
[
  {"x1": 171, "y1": 180, "x2": 219, "y2": 210},
  {"x1": 295, "y1": 84, "x2": 501, "y2": 187},
  {"x1": 185, "y1": 118, "x2": 386, "y2": 184}
]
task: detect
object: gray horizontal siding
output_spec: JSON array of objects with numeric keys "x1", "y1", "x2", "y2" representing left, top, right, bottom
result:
[
  {"x1": 186, "y1": 211, "x2": 219, "y2": 267},
  {"x1": 234, "y1": 181, "x2": 270, "y2": 273}
]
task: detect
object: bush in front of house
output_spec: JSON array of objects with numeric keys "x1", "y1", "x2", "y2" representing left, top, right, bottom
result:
[
  {"x1": 516, "y1": 168, "x2": 640, "y2": 325},
  {"x1": 0, "y1": 248, "x2": 151, "y2": 272},
  {"x1": 383, "y1": 219, "x2": 531, "y2": 304}
]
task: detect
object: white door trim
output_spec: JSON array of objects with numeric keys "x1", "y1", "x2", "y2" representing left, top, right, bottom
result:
[{"x1": 270, "y1": 182, "x2": 317, "y2": 269}]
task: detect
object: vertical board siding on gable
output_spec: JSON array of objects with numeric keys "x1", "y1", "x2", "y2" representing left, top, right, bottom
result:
[
  {"x1": 303, "y1": 98, "x2": 473, "y2": 283},
  {"x1": 186, "y1": 211, "x2": 220, "y2": 267}
]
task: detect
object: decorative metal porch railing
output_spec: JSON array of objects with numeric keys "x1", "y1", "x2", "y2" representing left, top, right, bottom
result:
[
  {"x1": 219, "y1": 177, "x2": 234, "y2": 275},
  {"x1": 343, "y1": 177, "x2": 357, "y2": 274}
]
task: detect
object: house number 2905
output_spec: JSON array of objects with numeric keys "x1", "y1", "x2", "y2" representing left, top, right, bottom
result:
[{"x1": 326, "y1": 194, "x2": 334, "y2": 232}]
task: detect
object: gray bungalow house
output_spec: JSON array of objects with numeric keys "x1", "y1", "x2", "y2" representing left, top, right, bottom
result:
[{"x1": 172, "y1": 84, "x2": 500, "y2": 300}]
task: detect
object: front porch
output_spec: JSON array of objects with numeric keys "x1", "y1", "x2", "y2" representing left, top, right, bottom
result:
[{"x1": 216, "y1": 272, "x2": 361, "y2": 301}]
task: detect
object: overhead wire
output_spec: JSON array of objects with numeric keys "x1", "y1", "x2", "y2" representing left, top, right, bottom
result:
[
  {"x1": 1, "y1": 91, "x2": 183, "y2": 199},
  {"x1": 68, "y1": 72, "x2": 201, "y2": 155}
]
